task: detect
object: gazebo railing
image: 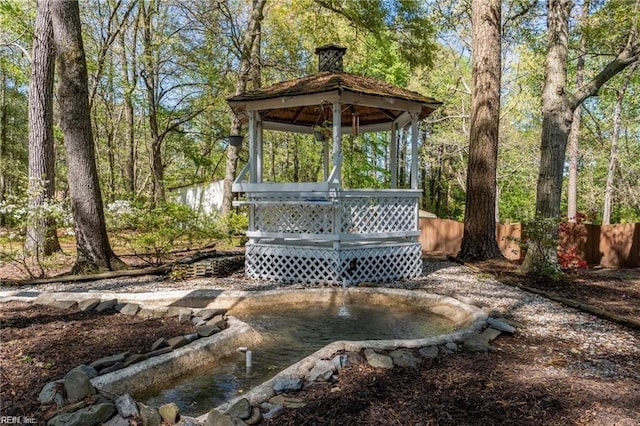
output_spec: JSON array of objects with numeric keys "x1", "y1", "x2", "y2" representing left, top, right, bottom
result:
[{"x1": 235, "y1": 188, "x2": 420, "y2": 242}]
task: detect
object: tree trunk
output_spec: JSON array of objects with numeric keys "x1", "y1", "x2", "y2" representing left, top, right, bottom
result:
[
  {"x1": 522, "y1": 0, "x2": 639, "y2": 273},
  {"x1": 458, "y1": 0, "x2": 503, "y2": 260},
  {"x1": 603, "y1": 61, "x2": 638, "y2": 224},
  {"x1": 567, "y1": 0, "x2": 589, "y2": 223},
  {"x1": 51, "y1": 0, "x2": 124, "y2": 274},
  {"x1": 221, "y1": 0, "x2": 266, "y2": 216},
  {"x1": 26, "y1": 0, "x2": 61, "y2": 262},
  {"x1": 119, "y1": 9, "x2": 139, "y2": 195}
]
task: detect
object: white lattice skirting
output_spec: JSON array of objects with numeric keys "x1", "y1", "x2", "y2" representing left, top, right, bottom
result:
[{"x1": 245, "y1": 242, "x2": 422, "y2": 286}]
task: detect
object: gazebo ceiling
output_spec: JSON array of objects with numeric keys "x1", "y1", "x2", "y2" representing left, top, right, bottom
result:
[{"x1": 227, "y1": 71, "x2": 442, "y2": 133}]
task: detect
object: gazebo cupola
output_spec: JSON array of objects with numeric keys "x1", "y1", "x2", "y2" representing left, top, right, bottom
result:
[{"x1": 228, "y1": 45, "x2": 441, "y2": 286}]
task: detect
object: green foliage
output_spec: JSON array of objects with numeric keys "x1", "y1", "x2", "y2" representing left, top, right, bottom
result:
[
  {"x1": 513, "y1": 216, "x2": 564, "y2": 281},
  {"x1": 106, "y1": 201, "x2": 225, "y2": 265}
]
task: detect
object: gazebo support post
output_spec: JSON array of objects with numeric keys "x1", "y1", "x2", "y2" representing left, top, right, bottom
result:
[
  {"x1": 390, "y1": 123, "x2": 398, "y2": 189},
  {"x1": 410, "y1": 113, "x2": 419, "y2": 190},
  {"x1": 332, "y1": 100, "x2": 342, "y2": 185},
  {"x1": 323, "y1": 139, "x2": 329, "y2": 181}
]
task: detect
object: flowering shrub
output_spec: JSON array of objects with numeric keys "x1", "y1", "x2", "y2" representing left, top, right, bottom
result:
[{"x1": 557, "y1": 246, "x2": 588, "y2": 270}]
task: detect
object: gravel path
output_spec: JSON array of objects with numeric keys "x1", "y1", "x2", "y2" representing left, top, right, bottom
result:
[{"x1": 2, "y1": 259, "x2": 639, "y2": 384}]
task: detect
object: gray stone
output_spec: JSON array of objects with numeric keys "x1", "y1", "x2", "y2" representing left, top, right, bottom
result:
[
  {"x1": 146, "y1": 346, "x2": 173, "y2": 358},
  {"x1": 63, "y1": 368, "x2": 96, "y2": 402},
  {"x1": 100, "y1": 361, "x2": 126, "y2": 374},
  {"x1": 166, "y1": 307, "x2": 192, "y2": 318},
  {"x1": 389, "y1": 349, "x2": 421, "y2": 368},
  {"x1": 137, "y1": 308, "x2": 156, "y2": 319},
  {"x1": 419, "y1": 346, "x2": 439, "y2": 359},
  {"x1": 115, "y1": 393, "x2": 139, "y2": 418},
  {"x1": 151, "y1": 338, "x2": 169, "y2": 351},
  {"x1": 139, "y1": 403, "x2": 162, "y2": 426},
  {"x1": 178, "y1": 312, "x2": 192, "y2": 323},
  {"x1": 46, "y1": 300, "x2": 77, "y2": 310},
  {"x1": 482, "y1": 327, "x2": 502, "y2": 342},
  {"x1": 124, "y1": 353, "x2": 149, "y2": 366},
  {"x1": 71, "y1": 364, "x2": 99, "y2": 379},
  {"x1": 331, "y1": 354, "x2": 348, "y2": 370},
  {"x1": 159, "y1": 402, "x2": 180, "y2": 424},
  {"x1": 192, "y1": 317, "x2": 206, "y2": 327},
  {"x1": 206, "y1": 315, "x2": 226, "y2": 328},
  {"x1": 363, "y1": 349, "x2": 393, "y2": 369},
  {"x1": 261, "y1": 404, "x2": 284, "y2": 420},
  {"x1": 34, "y1": 292, "x2": 56, "y2": 305},
  {"x1": 307, "y1": 360, "x2": 335, "y2": 382},
  {"x1": 119, "y1": 303, "x2": 140, "y2": 316},
  {"x1": 269, "y1": 395, "x2": 306, "y2": 409},
  {"x1": 78, "y1": 298, "x2": 101, "y2": 312},
  {"x1": 227, "y1": 398, "x2": 251, "y2": 420},
  {"x1": 103, "y1": 415, "x2": 131, "y2": 426},
  {"x1": 244, "y1": 407, "x2": 261, "y2": 425},
  {"x1": 462, "y1": 334, "x2": 492, "y2": 352},
  {"x1": 167, "y1": 336, "x2": 190, "y2": 349},
  {"x1": 38, "y1": 381, "x2": 62, "y2": 404},
  {"x1": 184, "y1": 333, "x2": 199, "y2": 342},
  {"x1": 114, "y1": 303, "x2": 127, "y2": 312},
  {"x1": 176, "y1": 416, "x2": 203, "y2": 426},
  {"x1": 487, "y1": 317, "x2": 516, "y2": 334},
  {"x1": 445, "y1": 342, "x2": 459, "y2": 351},
  {"x1": 47, "y1": 403, "x2": 115, "y2": 426},
  {"x1": 90, "y1": 352, "x2": 129, "y2": 369},
  {"x1": 96, "y1": 299, "x2": 118, "y2": 313},
  {"x1": 196, "y1": 308, "x2": 227, "y2": 320},
  {"x1": 272, "y1": 377, "x2": 304, "y2": 393},
  {"x1": 206, "y1": 409, "x2": 247, "y2": 426},
  {"x1": 197, "y1": 324, "x2": 220, "y2": 337}
]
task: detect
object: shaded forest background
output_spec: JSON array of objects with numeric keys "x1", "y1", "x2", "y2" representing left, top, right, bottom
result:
[{"x1": 0, "y1": 0, "x2": 638, "y2": 249}]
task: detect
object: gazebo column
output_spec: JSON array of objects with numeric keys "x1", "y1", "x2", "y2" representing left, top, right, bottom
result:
[
  {"x1": 248, "y1": 110, "x2": 258, "y2": 184},
  {"x1": 410, "y1": 113, "x2": 419, "y2": 190},
  {"x1": 256, "y1": 116, "x2": 263, "y2": 183},
  {"x1": 390, "y1": 123, "x2": 398, "y2": 189},
  {"x1": 323, "y1": 140, "x2": 329, "y2": 181},
  {"x1": 332, "y1": 100, "x2": 342, "y2": 185}
]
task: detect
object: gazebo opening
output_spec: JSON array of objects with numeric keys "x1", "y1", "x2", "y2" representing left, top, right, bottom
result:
[{"x1": 228, "y1": 45, "x2": 441, "y2": 286}]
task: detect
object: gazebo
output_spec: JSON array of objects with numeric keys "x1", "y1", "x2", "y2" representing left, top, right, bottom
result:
[{"x1": 228, "y1": 45, "x2": 441, "y2": 286}]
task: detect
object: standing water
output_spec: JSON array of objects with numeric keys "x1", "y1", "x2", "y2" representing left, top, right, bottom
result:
[{"x1": 139, "y1": 301, "x2": 455, "y2": 416}]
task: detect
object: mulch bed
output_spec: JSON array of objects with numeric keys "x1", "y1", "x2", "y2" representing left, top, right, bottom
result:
[
  {"x1": 1, "y1": 259, "x2": 640, "y2": 424},
  {"x1": 0, "y1": 302, "x2": 194, "y2": 421}
]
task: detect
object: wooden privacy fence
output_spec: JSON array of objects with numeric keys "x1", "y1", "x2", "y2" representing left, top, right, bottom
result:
[{"x1": 419, "y1": 218, "x2": 640, "y2": 268}]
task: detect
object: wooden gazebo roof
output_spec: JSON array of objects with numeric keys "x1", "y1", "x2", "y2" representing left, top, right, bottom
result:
[{"x1": 227, "y1": 71, "x2": 442, "y2": 132}]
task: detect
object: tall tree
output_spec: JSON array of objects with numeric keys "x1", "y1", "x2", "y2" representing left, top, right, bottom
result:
[
  {"x1": 458, "y1": 0, "x2": 503, "y2": 260},
  {"x1": 522, "y1": 0, "x2": 640, "y2": 272},
  {"x1": 566, "y1": 0, "x2": 589, "y2": 223},
  {"x1": 51, "y1": 0, "x2": 123, "y2": 274},
  {"x1": 221, "y1": 0, "x2": 267, "y2": 216},
  {"x1": 25, "y1": 0, "x2": 61, "y2": 262},
  {"x1": 602, "y1": 60, "x2": 638, "y2": 224}
]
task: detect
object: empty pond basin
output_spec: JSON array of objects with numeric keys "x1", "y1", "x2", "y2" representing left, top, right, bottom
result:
[{"x1": 138, "y1": 300, "x2": 456, "y2": 416}]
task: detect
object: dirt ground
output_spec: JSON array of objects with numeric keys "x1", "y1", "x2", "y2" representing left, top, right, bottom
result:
[{"x1": 1, "y1": 257, "x2": 639, "y2": 424}]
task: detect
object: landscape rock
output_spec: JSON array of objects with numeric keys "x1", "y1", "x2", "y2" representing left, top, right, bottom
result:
[
  {"x1": 176, "y1": 416, "x2": 203, "y2": 426},
  {"x1": 178, "y1": 312, "x2": 192, "y2": 323},
  {"x1": 419, "y1": 346, "x2": 439, "y2": 359},
  {"x1": 261, "y1": 403, "x2": 284, "y2": 420},
  {"x1": 482, "y1": 327, "x2": 502, "y2": 342},
  {"x1": 462, "y1": 334, "x2": 493, "y2": 352},
  {"x1": 364, "y1": 349, "x2": 393, "y2": 369},
  {"x1": 389, "y1": 349, "x2": 421, "y2": 368},
  {"x1": 119, "y1": 303, "x2": 140, "y2": 316},
  {"x1": 184, "y1": 333, "x2": 199, "y2": 342},
  {"x1": 151, "y1": 338, "x2": 169, "y2": 351},
  {"x1": 488, "y1": 317, "x2": 517, "y2": 334},
  {"x1": 64, "y1": 369, "x2": 96, "y2": 402},
  {"x1": 115, "y1": 393, "x2": 139, "y2": 418},
  {"x1": 197, "y1": 308, "x2": 227, "y2": 321},
  {"x1": 159, "y1": 402, "x2": 180, "y2": 424},
  {"x1": 146, "y1": 346, "x2": 173, "y2": 358},
  {"x1": 47, "y1": 403, "x2": 115, "y2": 426},
  {"x1": 124, "y1": 353, "x2": 149, "y2": 366},
  {"x1": 47, "y1": 300, "x2": 77, "y2": 310},
  {"x1": 71, "y1": 364, "x2": 99, "y2": 379},
  {"x1": 78, "y1": 298, "x2": 101, "y2": 312},
  {"x1": 227, "y1": 398, "x2": 251, "y2": 419},
  {"x1": 100, "y1": 361, "x2": 126, "y2": 374},
  {"x1": 137, "y1": 308, "x2": 156, "y2": 319},
  {"x1": 139, "y1": 403, "x2": 162, "y2": 426},
  {"x1": 95, "y1": 299, "x2": 118, "y2": 313},
  {"x1": 34, "y1": 292, "x2": 56, "y2": 305},
  {"x1": 244, "y1": 407, "x2": 262, "y2": 425},
  {"x1": 38, "y1": 381, "x2": 62, "y2": 405},
  {"x1": 331, "y1": 354, "x2": 348, "y2": 370},
  {"x1": 269, "y1": 395, "x2": 307, "y2": 409},
  {"x1": 90, "y1": 352, "x2": 129, "y2": 369},
  {"x1": 206, "y1": 315, "x2": 226, "y2": 328},
  {"x1": 206, "y1": 409, "x2": 246, "y2": 426},
  {"x1": 166, "y1": 307, "x2": 192, "y2": 318},
  {"x1": 272, "y1": 377, "x2": 304, "y2": 393},
  {"x1": 192, "y1": 317, "x2": 207, "y2": 327},
  {"x1": 445, "y1": 342, "x2": 459, "y2": 351},
  {"x1": 103, "y1": 415, "x2": 131, "y2": 426},
  {"x1": 167, "y1": 335, "x2": 190, "y2": 349},
  {"x1": 197, "y1": 324, "x2": 220, "y2": 337},
  {"x1": 306, "y1": 360, "x2": 335, "y2": 382}
]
